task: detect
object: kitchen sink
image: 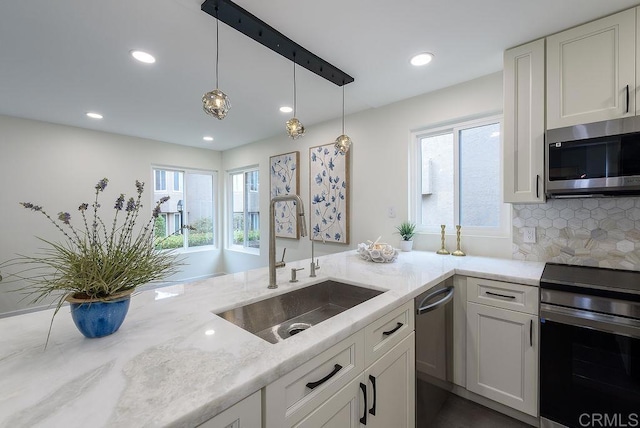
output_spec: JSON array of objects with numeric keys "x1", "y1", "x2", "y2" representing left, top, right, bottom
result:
[{"x1": 215, "y1": 280, "x2": 384, "y2": 344}]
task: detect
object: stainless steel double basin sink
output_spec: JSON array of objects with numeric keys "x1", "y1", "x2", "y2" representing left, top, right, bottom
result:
[{"x1": 216, "y1": 280, "x2": 383, "y2": 344}]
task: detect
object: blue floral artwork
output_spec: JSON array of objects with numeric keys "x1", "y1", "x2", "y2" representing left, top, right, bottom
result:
[
  {"x1": 309, "y1": 143, "x2": 349, "y2": 244},
  {"x1": 270, "y1": 151, "x2": 300, "y2": 239}
]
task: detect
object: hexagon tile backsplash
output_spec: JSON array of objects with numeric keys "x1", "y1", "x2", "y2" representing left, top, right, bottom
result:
[{"x1": 512, "y1": 197, "x2": 640, "y2": 271}]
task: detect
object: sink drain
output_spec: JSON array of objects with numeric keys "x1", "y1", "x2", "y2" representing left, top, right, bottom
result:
[{"x1": 287, "y1": 322, "x2": 312, "y2": 336}]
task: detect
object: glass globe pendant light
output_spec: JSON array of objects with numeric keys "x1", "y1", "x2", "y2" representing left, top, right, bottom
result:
[
  {"x1": 334, "y1": 84, "x2": 352, "y2": 154},
  {"x1": 286, "y1": 57, "x2": 305, "y2": 139},
  {"x1": 202, "y1": 9, "x2": 230, "y2": 120}
]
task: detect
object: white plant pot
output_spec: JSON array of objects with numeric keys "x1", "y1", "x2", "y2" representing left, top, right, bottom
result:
[{"x1": 399, "y1": 240, "x2": 413, "y2": 252}]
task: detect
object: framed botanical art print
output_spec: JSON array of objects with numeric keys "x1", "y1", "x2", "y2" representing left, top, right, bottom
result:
[
  {"x1": 309, "y1": 143, "x2": 350, "y2": 244},
  {"x1": 270, "y1": 151, "x2": 300, "y2": 239}
]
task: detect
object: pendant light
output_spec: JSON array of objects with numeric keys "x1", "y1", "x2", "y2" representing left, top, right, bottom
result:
[
  {"x1": 334, "y1": 83, "x2": 352, "y2": 154},
  {"x1": 202, "y1": 8, "x2": 231, "y2": 120},
  {"x1": 286, "y1": 55, "x2": 305, "y2": 139}
]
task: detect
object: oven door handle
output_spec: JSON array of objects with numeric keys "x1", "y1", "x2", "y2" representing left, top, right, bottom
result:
[
  {"x1": 540, "y1": 303, "x2": 640, "y2": 339},
  {"x1": 417, "y1": 286, "x2": 454, "y2": 315}
]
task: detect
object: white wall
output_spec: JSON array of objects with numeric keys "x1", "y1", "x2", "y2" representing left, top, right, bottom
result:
[
  {"x1": 222, "y1": 72, "x2": 510, "y2": 274},
  {"x1": 0, "y1": 115, "x2": 222, "y2": 315}
]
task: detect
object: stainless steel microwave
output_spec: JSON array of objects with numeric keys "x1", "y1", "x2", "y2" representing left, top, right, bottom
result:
[{"x1": 546, "y1": 116, "x2": 640, "y2": 197}]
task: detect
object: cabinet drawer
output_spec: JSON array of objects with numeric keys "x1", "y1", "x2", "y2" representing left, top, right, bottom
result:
[
  {"x1": 264, "y1": 331, "x2": 364, "y2": 427},
  {"x1": 466, "y1": 277, "x2": 538, "y2": 315},
  {"x1": 364, "y1": 300, "x2": 414, "y2": 367}
]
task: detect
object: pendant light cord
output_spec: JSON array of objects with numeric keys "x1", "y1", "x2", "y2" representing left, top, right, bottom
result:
[
  {"x1": 341, "y1": 84, "x2": 345, "y2": 134},
  {"x1": 215, "y1": 9, "x2": 220, "y2": 88},
  {"x1": 293, "y1": 56, "x2": 297, "y2": 116}
]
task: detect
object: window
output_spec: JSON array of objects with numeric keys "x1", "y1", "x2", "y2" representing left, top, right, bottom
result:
[
  {"x1": 155, "y1": 170, "x2": 166, "y2": 191},
  {"x1": 411, "y1": 116, "x2": 508, "y2": 235},
  {"x1": 152, "y1": 167, "x2": 216, "y2": 250},
  {"x1": 229, "y1": 167, "x2": 260, "y2": 251},
  {"x1": 173, "y1": 172, "x2": 183, "y2": 192}
]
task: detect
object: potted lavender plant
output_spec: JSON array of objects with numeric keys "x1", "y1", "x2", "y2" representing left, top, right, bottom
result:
[{"x1": 0, "y1": 178, "x2": 182, "y2": 343}]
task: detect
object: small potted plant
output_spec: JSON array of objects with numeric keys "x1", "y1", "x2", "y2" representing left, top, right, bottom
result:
[
  {"x1": 0, "y1": 178, "x2": 182, "y2": 345},
  {"x1": 396, "y1": 221, "x2": 416, "y2": 252}
]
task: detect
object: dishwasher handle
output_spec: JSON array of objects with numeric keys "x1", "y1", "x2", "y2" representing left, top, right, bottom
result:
[{"x1": 416, "y1": 286, "x2": 454, "y2": 315}]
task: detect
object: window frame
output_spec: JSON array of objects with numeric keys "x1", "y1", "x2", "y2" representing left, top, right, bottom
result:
[
  {"x1": 409, "y1": 115, "x2": 510, "y2": 238},
  {"x1": 227, "y1": 166, "x2": 260, "y2": 255},
  {"x1": 152, "y1": 166, "x2": 217, "y2": 252}
]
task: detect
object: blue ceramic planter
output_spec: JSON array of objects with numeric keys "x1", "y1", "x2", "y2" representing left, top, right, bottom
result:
[{"x1": 69, "y1": 293, "x2": 131, "y2": 338}]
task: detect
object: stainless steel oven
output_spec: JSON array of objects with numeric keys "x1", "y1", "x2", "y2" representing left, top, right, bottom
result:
[{"x1": 539, "y1": 263, "x2": 640, "y2": 428}]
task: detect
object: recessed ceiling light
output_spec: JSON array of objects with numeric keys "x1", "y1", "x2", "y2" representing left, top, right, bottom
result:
[
  {"x1": 410, "y1": 52, "x2": 434, "y2": 67},
  {"x1": 86, "y1": 112, "x2": 103, "y2": 119},
  {"x1": 203, "y1": 136, "x2": 214, "y2": 142},
  {"x1": 130, "y1": 50, "x2": 156, "y2": 64},
  {"x1": 279, "y1": 106, "x2": 293, "y2": 113}
]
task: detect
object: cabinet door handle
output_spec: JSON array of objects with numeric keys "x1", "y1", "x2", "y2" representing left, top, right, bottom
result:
[
  {"x1": 368, "y1": 375, "x2": 377, "y2": 416},
  {"x1": 536, "y1": 174, "x2": 540, "y2": 198},
  {"x1": 360, "y1": 382, "x2": 368, "y2": 425},
  {"x1": 486, "y1": 291, "x2": 516, "y2": 299},
  {"x1": 530, "y1": 319, "x2": 533, "y2": 347},
  {"x1": 306, "y1": 364, "x2": 342, "y2": 389},
  {"x1": 382, "y1": 322, "x2": 403, "y2": 336},
  {"x1": 626, "y1": 84, "x2": 630, "y2": 113}
]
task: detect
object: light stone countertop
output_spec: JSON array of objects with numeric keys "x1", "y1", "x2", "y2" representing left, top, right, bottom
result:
[{"x1": 0, "y1": 250, "x2": 544, "y2": 428}]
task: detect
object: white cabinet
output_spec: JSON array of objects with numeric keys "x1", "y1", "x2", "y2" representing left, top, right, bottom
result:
[
  {"x1": 546, "y1": 8, "x2": 636, "y2": 129},
  {"x1": 265, "y1": 300, "x2": 415, "y2": 428},
  {"x1": 465, "y1": 279, "x2": 538, "y2": 417},
  {"x1": 292, "y1": 376, "x2": 364, "y2": 428},
  {"x1": 365, "y1": 333, "x2": 415, "y2": 428},
  {"x1": 197, "y1": 390, "x2": 261, "y2": 428},
  {"x1": 503, "y1": 39, "x2": 545, "y2": 203}
]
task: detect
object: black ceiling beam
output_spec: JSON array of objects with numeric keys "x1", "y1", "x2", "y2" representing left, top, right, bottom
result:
[{"x1": 201, "y1": 0, "x2": 354, "y2": 87}]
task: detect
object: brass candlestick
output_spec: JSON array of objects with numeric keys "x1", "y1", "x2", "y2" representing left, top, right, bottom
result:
[
  {"x1": 436, "y1": 224, "x2": 450, "y2": 255},
  {"x1": 452, "y1": 225, "x2": 466, "y2": 256}
]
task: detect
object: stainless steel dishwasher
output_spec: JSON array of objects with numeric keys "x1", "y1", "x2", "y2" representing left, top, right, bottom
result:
[{"x1": 415, "y1": 278, "x2": 455, "y2": 427}]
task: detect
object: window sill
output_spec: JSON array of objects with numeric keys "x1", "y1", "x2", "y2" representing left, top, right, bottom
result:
[{"x1": 226, "y1": 246, "x2": 260, "y2": 256}]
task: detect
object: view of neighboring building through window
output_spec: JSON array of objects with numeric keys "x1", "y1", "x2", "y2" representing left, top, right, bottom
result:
[
  {"x1": 230, "y1": 168, "x2": 260, "y2": 251},
  {"x1": 154, "y1": 169, "x2": 166, "y2": 191},
  {"x1": 152, "y1": 168, "x2": 215, "y2": 249},
  {"x1": 414, "y1": 117, "x2": 507, "y2": 234}
]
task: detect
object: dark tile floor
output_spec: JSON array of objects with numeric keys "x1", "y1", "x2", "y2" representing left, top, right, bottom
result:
[{"x1": 430, "y1": 394, "x2": 534, "y2": 428}]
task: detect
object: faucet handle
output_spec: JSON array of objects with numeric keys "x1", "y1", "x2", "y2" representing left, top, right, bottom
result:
[
  {"x1": 290, "y1": 267, "x2": 304, "y2": 283},
  {"x1": 275, "y1": 248, "x2": 287, "y2": 269}
]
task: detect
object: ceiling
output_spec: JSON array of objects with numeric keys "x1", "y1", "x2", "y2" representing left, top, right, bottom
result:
[{"x1": 1, "y1": 0, "x2": 638, "y2": 151}]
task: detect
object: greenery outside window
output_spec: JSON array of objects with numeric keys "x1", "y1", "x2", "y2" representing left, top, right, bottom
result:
[
  {"x1": 229, "y1": 167, "x2": 260, "y2": 252},
  {"x1": 410, "y1": 116, "x2": 509, "y2": 236},
  {"x1": 152, "y1": 167, "x2": 216, "y2": 250}
]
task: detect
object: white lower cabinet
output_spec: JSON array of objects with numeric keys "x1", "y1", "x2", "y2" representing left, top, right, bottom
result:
[
  {"x1": 364, "y1": 333, "x2": 415, "y2": 428},
  {"x1": 293, "y1": 375, "x2": 364, "y2": 428},
  {"x1": 294, "y1": 333, "x2": 415, "y2": 428},
  {"x1": 466, "y1": 301, "x2": 538, "y2": 417},
  {"x1": 197, "y1": 390, "x2": 261, "y2": 428},
  {"x1": 265, "y1": 301, "x2": 415, "y2": 428}
]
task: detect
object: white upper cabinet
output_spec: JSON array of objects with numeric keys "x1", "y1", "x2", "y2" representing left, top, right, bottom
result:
[
  {"x1": 546, "y1": 8, "x2": 636, "y2": 129},
  {"x1": 503, "y1": 39, "x2": 546, "y2": 203}
]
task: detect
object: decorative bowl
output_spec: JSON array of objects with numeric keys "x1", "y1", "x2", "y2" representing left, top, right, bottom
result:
[{"x1": 357, "y1": 242, "x2": 399, "y2": 263}]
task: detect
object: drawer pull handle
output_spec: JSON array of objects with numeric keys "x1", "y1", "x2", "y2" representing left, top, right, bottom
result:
[
  {"x1": 368, "y1": 375, "x2": 377, "y2": 416},
  {"x1": 626, "y1": 84, "x2": 630, "y2": 113},
  {"x1": 306, "y1": 364, "x2": 342, "y2": 389},
  {"x1": 382, "y1": 322, "x2": 403, "y2": 336},
  {"x1": 485, "y1": 291, "x2": 516, "y2": 300},
  {"x1": 530, "y1": 319, "x2": 533, "y2": 347},
  {"x1": 360, "y1": 382, "x2": 368, "y2": 425}
]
